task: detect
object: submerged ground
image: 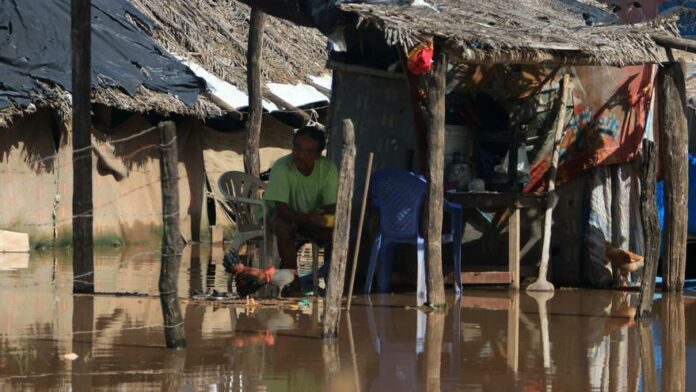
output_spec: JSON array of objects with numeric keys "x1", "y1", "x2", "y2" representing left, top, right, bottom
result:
[{"x1": 0, "y1": 244, "x2": 694, "y2": 391}]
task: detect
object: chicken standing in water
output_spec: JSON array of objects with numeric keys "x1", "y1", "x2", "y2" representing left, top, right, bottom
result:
[
  {"x1": 269, "y1": 269, "x2": 297, "y2": 298},
  {"x1": 231, "y1": 263, "x2": 275, "y2": 305}
]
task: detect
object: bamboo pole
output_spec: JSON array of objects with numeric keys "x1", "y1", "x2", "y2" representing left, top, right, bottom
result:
[
  {"x1": 244, "y1": 8, "x2": 266, "y2": 178},
  {"x1": 322, "y1": 119, "x2": 356, "y2": 338},
  {"x1": 423, "y1": 50, "x2": 447, "y2": 308},
  {"x1": 158, "y1": 121, "x2": 187, "y2": 349},
  {"x1": 527, "y1": 73, "x2": 571, "y2": 292},
  {"x1": 658, "y1": 60, "x2": 688, "y2": 292},
  {"x1": 346, "y1": 152, "x2": 374, "y2": 311},
  {"x1": 71, "y1": 0, "x2": 94, "y2": 294}
]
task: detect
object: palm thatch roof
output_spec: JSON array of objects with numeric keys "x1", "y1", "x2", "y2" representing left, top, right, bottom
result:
[
  {"x1": 129, "y1": 0, "x2": 330, "y2": 96},
  {"x1": 338, "y1": 0, "x2": 679, "y2": 66}
]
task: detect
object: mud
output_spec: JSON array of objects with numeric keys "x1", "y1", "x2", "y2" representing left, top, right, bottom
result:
[{"x1": 0, "y1": 245, "x2": 695, "y2": 391}]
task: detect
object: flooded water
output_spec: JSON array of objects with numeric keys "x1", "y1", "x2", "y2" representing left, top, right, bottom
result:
[{"x1": 0, "y1": 245, "x2": 695, "y2": 391}]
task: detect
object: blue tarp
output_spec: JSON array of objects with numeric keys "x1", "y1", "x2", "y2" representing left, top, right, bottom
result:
[{"x1": 656, "y1": 153, "x2": 696, "y2": 237}]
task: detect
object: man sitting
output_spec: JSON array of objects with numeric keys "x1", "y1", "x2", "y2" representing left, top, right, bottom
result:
[{"x1": 263, "y1": 125, "x2": 337, "y2": 292}]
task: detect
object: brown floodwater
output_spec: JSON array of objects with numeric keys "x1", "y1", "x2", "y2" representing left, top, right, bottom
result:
[{"x1": 0, "y1": 245, "x2": 695, "y2": 391}]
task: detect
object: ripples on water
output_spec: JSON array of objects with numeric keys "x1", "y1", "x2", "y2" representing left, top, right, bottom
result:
[{"x1": 0, "y1": 245, "x2": 695, "y2": 391}]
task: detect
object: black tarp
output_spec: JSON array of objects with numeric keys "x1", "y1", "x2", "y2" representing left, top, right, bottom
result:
[{"x1": 0, "y1": 0, "x2": 205, "y2": 110}]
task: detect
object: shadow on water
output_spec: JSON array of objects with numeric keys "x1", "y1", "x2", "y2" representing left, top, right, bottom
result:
[{"x1": 0, "y1": 245, "x2": 695, "y2": 390}]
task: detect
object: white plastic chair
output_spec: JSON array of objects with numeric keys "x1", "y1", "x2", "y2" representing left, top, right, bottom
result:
[{"x1": 218, "y1": 171, "x2": 271, "y2": 267}]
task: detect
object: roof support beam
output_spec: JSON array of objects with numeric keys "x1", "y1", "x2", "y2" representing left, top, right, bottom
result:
[{"x1": 245, "y1": 8, "x2": 266, "y2": 179}]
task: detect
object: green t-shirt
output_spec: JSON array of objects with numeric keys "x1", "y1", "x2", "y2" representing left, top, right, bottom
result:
[{"x1": 263, "y1": 154, "x2": 338, "y2": 213}]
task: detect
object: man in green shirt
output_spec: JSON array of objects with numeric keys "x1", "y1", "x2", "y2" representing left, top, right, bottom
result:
[{"x1": 264, "y1": 126, "x2": 338, "y2": 274}]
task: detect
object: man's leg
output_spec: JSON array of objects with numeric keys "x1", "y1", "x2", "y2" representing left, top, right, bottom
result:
[{"x1": 275, "y1": 217, "x2": 298, "y2": 270}]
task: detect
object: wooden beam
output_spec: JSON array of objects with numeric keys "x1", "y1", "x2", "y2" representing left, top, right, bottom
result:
[
  {"x1": 244, "y1": 8, "x2": 265, "y2": 178},
  {"x1": 652, "y1": 34, "x2": 696, "y2": 55},
  {"x1": 158, "y1": 121, "x2": 187, "y2": 349},
  {"x1": 322, "y1": 119, "x2": 356, "y2": 339},
  {"x1": 636, "y1": 140, "x2": 660, "y2": 319},
  {"x1": 71, "y1": 0, "x2": 94, "y2": 294},
  {"x1": 423, "y1": 50, "x2": 447, "y2": 308},
  {"x1": 658, "y1": 60, "x2": 688, "y2": 292},
  {"x1": 424, "y1": 312, "x2": 445, "y2": 391}
]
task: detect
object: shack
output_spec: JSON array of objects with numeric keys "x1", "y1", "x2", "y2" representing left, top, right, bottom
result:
[
  {"x1": 0, "y1": 0, "x2": 330, "y2": 247},
  {"x1": 243, "y1": 0, "x2": 692, "y2": 295}
]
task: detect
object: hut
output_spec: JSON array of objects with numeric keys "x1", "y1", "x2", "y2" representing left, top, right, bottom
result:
[
  {"x1": 243, "y1": 0, "x2": 693, "y2": 294},
  {"x1": 0, "y1": 0, "x2": 330, "y2": 247}
]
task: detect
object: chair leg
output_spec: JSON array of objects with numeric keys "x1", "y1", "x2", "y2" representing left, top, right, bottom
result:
[
  {"x1": 376, "y1": 242, "x2": 395, "y2": 293},
  {"x1": 453, "y1": 222, "x2": 463, "y2": 297},
  {"x1": 416, "y1": 238, "x2": 427, "y2": 307},
  {"x1": 364, "y1": 237, "x2": 381, "y2": 294},
  {"x1": 312, "y1": 242, "x2": 319, "y2": 294}
]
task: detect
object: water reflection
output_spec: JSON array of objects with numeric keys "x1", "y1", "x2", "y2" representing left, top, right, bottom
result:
[{"x1": 0, "y1": 245, "x2": 695, "y2": 390}]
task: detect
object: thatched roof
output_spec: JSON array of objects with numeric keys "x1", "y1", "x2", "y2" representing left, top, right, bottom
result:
[
  {"x1": 338, "y1": 0, "x2": 679, "y2": 66},
  {"x1": 129, "y1": 0, "x2": 330, "y2": 95}
]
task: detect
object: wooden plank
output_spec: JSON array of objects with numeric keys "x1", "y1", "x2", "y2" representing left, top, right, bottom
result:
[
  {"x1": 71, "y1": 0, "x2": 94, "y2": 294},
  {"x1": 444, "y1": 192, "x2": 546, "y2": 209},
  {"x1": 423, "y1": 50, "x2": 448, "y2": 308},
  {"x1": 158, "y1": 121, "x2": 187, "y2": 349},
  {"x1": 244, "y1": 8, "x2": 266, "y2": 178},
  {"x1": 659, "y1": 60, "x2": 689, "y2": 292},
  {"x1": 322, "y1": 119, "x2": 356, "y2": 339},
  {"x1": 637, "y1": 140, "x2": 660, "y2": 319},
  {"x1": 461, "y1": 271, "x2": 511, "y2": 285},
  {"x1": 0, "y1": 230, "x2": 29, "y2": 253},
  {"x1": 508, "y1": 208, "x2": 520, "y2": 290}
]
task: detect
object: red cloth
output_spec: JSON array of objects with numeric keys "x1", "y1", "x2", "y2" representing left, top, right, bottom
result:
[{"x1": 407, "y1": 41, "x2": 434, "y2": 75}]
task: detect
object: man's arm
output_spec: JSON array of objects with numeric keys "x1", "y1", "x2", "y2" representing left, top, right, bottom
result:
[{"x1": 276, "y1": 201, "x2": 326, "y2": 227}]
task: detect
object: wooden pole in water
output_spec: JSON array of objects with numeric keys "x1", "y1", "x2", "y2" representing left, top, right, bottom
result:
[
  {"x1": 527, "y1": 73, "x2": 571, "y2": 293},
  {"x1": 244, "y1": 8, "x2": 265, "y2": 179},
  {"x1": 658, "y1": 60, "x2": 688, "y2": 292},
  {"x1": 423, "y1": 49, "x2": 447, "y2": 308},
  {"x1": 71, "y1": 0, "x2": 94, "y2": 294},
  {"x1": 158, "y1": 121, "x2": 187, "y2": 349},
  {"x1": 636, "y1": 140, "x2": 660, "y2": 319},
  {"x1": 346, "y1": 152, "x2": 374, "y2": 311},
  {"x1": 424, "y1": 312, "x2": 445, "y2": 392},
  {"x1": 322, "y1": 119, "x2": 356, "y2": 339},
  {"x1": 660, "y1": 295, "x2": 686, "y2": 391}
]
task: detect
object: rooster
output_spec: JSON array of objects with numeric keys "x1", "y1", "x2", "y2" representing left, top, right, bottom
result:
[
  {"x1": 230, "y1": 263, "x2": 275, "y2": 305},
  {"x1": 269, "y1": 269, "x2": 298, "y2": 299}
]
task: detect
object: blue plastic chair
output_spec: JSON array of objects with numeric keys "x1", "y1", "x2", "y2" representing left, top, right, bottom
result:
[{"x1": 364, "y1": 169, "x2": 463, "y2": 305}]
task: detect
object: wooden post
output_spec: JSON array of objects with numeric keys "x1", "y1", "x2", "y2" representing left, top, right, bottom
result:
[
  {"x1": 158, "y1": 121, "x2": 187, "y2": 349},
  {"x1": 660, "y1": 295, "x2": 686, "y2": 392},
  {"x1": 244, "y1": 8, "x2": 266, "y2": 179},
  {"x1": 322, "y1": 119, "x2": 356, "y2": 339},
  {"x1": 658, "y1": 60, "x2": 688, "y2": 292},
  {"x1": 636, "y1": 140, "x2": 660, "y2": 319},
  {"x1": 71, "y1": 0, "x2": 94, "y2": 294},
  {"x1": 347, "y1": 152, "x2": 374, "y2": 311},
  {"x1": 423, "y1": 50, "x2": 447, "y2": 308},
  {"x1": 424, "y1": 312, "x2": 445, "y2": 392},
  {"x1": 71, "y1": 295, "x2": 94, "y2": 390},
  {"x1": 638, "y1": 321, "x2": 658, "y2": 392},
  {"x1": 508, "y1": 208, "x2": 520, "y2": 289}
]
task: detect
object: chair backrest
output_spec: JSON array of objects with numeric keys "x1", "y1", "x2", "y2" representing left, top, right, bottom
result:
[
  {"x1": 369, "y1": 169, "x2": 427, "y2": 240},
  {"x1": 218, "y1": 171, "x2": 266, "y2": 233}
]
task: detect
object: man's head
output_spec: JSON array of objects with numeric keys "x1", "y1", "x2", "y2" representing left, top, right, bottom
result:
[{"x1": 292, "y1": 125, "x2": 326, "y2": 174}]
